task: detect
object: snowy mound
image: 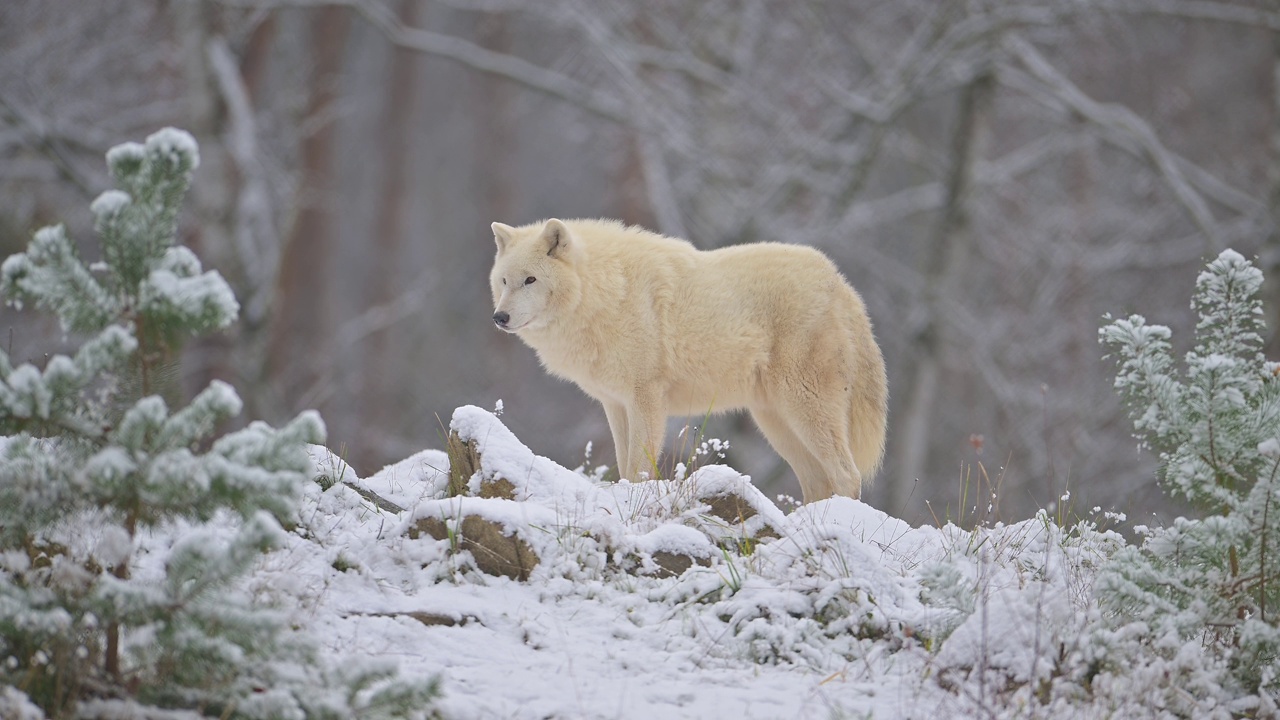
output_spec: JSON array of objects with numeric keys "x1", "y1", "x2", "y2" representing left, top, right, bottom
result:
[{"x1": 265, "y1": 406, "x2": 1141, "y2": 719}]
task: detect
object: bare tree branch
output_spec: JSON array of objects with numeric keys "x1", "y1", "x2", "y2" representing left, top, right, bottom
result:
[
  {"x1": 207, "y1": 35, "x2": 280, "y2": 327},
  {"x1": 215, "y1": 0, "x2": 629, "y2": 123},
  {"x1": 1101, "y1": 0, "x2": 1280, "y2": 31},
  {"x1": 895, "y1": 70, "x2": 993, "y2": 497},
  {"x1": 998, "y1": 60, "x2": 1264, "y2": 222},
  {"x1": 837, "y1": 134, "x2": 1084, "y2": 233},
  {"x1": 297, "y1": 277, "x2": 437, "y2": 411},
  {"x1": 1004, "y1": 34, "x2": 1223, "y2": 249},
  {"x1": 636, "y1": 134, "x2": 687, "y2": 240},
  {"x1": 0, "y1": 93, "x2": 94, "y2": 197}
]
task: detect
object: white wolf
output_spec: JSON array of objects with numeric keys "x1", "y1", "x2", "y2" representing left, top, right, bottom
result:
[{"x1": 488, "y1": 218, "x2": 888, "y2": 503}]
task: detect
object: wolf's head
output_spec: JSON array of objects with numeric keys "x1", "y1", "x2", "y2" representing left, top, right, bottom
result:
[{"x1": 489, "y1": 218, "x2": 581, "y2": 334}]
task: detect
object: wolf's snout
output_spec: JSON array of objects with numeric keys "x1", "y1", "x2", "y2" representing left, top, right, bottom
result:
[{"x1": 493, "y1": 311, "x2": 510, "y2": 328}]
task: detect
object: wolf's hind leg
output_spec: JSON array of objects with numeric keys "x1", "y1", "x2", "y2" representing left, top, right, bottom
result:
[{"x1": 751, "y1": 406, "x2": 839, "y2": 502}]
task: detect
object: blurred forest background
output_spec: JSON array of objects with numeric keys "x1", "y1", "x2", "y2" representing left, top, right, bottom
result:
[{"x1": 1, "y1": 0, "x2": 1278, "y2": 526}]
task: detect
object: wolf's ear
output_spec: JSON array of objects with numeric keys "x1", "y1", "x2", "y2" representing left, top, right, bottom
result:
[
  {"x1": 491, "y1": 222, "x2": 515, "y2": 253},
  {"x1": 542, "y1": 218, "x2": 572, "y2": 259}
]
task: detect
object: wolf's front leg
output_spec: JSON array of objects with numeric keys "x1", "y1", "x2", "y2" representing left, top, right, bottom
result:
[
  {"x1": 624, "y1": 391, "x2": 667, "y2": 481},
  {"x1": 601, "y1": 399, "x2": 630, "y2": 482}
]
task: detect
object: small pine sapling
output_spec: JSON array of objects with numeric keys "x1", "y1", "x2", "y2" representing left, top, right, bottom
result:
[
  {"x1": 1099, "y1": 249, "x2": 1280, "y2": 696},
  {"x1": 0, "y1": 129, "x2": 436, "y2": 718}
]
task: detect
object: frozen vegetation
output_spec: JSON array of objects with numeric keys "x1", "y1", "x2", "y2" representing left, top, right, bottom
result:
[{"x1": 0, "y1": 129, "x2": 1276, "y2": 718}]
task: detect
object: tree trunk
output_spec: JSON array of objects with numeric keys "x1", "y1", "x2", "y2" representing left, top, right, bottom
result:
[
  {"x1": 891, "y1": 72, "x2": 993, "y2": 513},
  {"x1": 216, "y1": 16, "x2": 279, "y2": 422},
  {"x1": 172, "y1": 6, "x2": 282, "y2": 418},
  {"x1": 265, "y1": 7, "x2": 349, "y2": 414},
  {"x1": 172, "y1": 0, "x2": 227, "y2": 406},
  {"x1": 1264, "y1": 32, "x2": 1280, "y2": 357},
  {"x1": 357, "y1": 0, "x2": 421, "y2": 470}
]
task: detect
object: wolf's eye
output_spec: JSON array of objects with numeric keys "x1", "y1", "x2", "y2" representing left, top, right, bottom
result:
[
  {"x1": 501, "y1": 278, "x2": 507, "y2": 285},
  {"x1": 524, "y1": 276, "x2": 536, "y2": 285}
]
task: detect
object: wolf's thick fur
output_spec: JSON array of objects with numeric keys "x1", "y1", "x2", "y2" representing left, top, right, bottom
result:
[{"x1": 488, "y1": 218, "x2": 888, "y2": 503}]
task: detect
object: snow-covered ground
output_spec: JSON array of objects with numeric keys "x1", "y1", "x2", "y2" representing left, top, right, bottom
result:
[{"x1": 213, "y1": 405, "x2": 1240, "y2": 719}]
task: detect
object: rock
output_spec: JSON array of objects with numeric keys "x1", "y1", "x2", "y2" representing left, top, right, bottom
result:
[
  {"x1": 745, "y1": 522, "x2": 781, "y2": 542},
  {"x1": 628, "y1": 524, "x2": 716, "y2": 578},
  {"x1": 457, "y1": 514, "x2": 538, "y2": 580},
  {"x1": 407, "y1": 511, "x2": 539, "y2": 581},
  {"x1": 478, "y1": 477, "x2": 517, "y2": 500},
  {"x1": 446, "y1": 429, "x2": 519, "y2": 500},
  {"x1": 647, "y1": 550, "x2": 711, "y2": 578},
  {"x1": 407, "y1": 515, "x2": 450, "y2": 542},
  {"x1": 699, "y1": 490, "x2": 782, "y2": 545},
  {"x1": 446, "y1": 431, "x2": 481, "y2": 497},
  {"x1": 703, "y1": 492, "x2": 758, "y2": 524}
]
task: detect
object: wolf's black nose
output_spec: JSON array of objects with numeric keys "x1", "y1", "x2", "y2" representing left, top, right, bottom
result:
[{"x1": 493, "y1": 311, "x2": 510, "y2": 327}]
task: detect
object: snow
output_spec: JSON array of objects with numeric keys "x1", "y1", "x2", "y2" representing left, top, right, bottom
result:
[
  {"x1": 343, "y1": 446, "x2": 451, "y2": 509},
  {"x1": 94, "y1": 525, "x2": 134, "y2": 569},
  {"x1": 157, "y1": 404, "x2": 1184, "y2": 719},
  {"x1": 83, "y1": 447, "x2": 137, "y2": 485},
  {"x1": 103, "y1": 141, "x2": 145, "y2": 171},
  {"x1": 89, "y1": 190, "x2": 131, "y2": 219},
  {"x1": 0, "y1": 686, "x2": 46, "y2": 720},
  {"x1": 156, "y1": 246, "x2": 204, "y2": 277},
  {"x1": 632, "y1": 523, "x2": 715, "y2": 558},
  {"x1": 140, "y1": 267, "x2": 240, "y2": 327},
  {"x1": 4, "y1": 349, "x2": 1244, "y2": 720},
  {"x1": 143, "y1": 127, "x2": 200, "y2": 171},
  {"x1": 451, "y1": 403, "x2": 600, "y2": 504},
  {"x1": 1, "y1": 364, "x2": 51, "y2": 418}
]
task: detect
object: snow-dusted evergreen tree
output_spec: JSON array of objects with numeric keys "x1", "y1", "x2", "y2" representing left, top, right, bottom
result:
[
  {"x1": 0, "y1": 129, "x2": 437, "y2": 719},
  {"x1": 1099, "y1": 249, "x2": 1280, "y2": 696}
]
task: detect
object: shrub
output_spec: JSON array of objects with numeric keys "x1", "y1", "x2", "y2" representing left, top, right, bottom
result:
[
  {"x1": 0, "y1": 128, "x2": 437, "y2": 718},
  {"x1": 1099, "y1": 249, "x2": 1280, "y2": 696}
]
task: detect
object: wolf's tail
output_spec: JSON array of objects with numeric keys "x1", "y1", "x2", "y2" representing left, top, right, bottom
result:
[{"x1": 850, "y1": 345, "x2": 888, "y2": 487}]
